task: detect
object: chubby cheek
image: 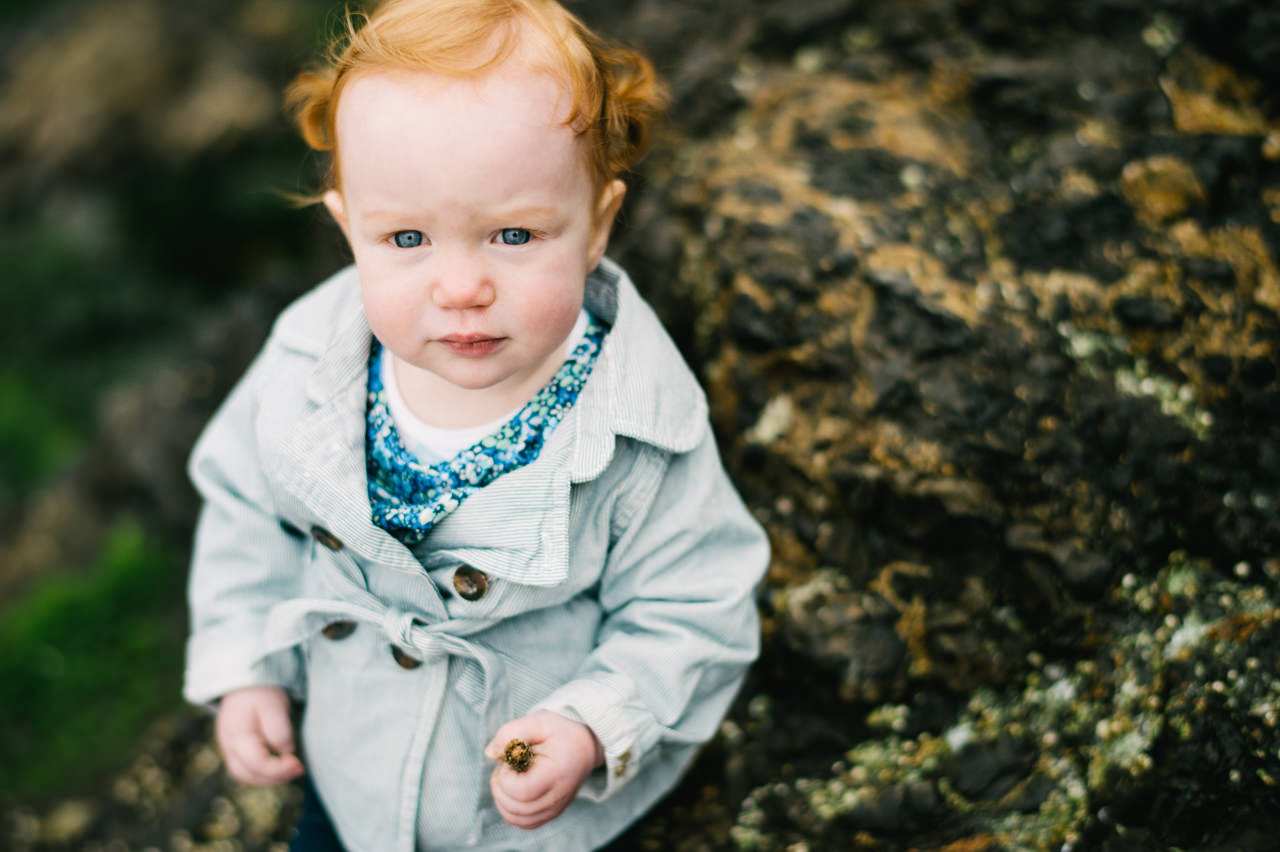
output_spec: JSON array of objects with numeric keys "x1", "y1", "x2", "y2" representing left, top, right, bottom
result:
[
  {"x1": 361, "y1": 280, "x2": 422, "y2": 352},
  {"x1": 518, "y1": 275, "x2": 583, "y2": 345}
]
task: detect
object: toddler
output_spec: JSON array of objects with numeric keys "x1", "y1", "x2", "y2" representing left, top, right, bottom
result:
[{"x1": 183, "y1": 0, "x2": 769, "y2": 849}]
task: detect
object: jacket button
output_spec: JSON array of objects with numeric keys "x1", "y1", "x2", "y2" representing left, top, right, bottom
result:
[
  {"x1": 321, "y1": 620, "x2": 356, "y2": 640},
  {"x1": 279, "y1": 519, "x2": 305, "y2": 539},
  {"x1": 452, "y1": 565, "x2": 489, "y2": 601},
  {"x1": 391, "y1": 646, "x2": 422, "y2": 669},
  {"x1": 614, "y1": 748, "x2": 632, "y2": 777},
  {"x1": 310, "y1": 525, "x2": 343, "y2": 551}
]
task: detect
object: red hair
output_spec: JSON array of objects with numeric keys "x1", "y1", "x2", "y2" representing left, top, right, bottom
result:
[{"x1": 286, "y1": 0, "x2": 666, "y2": 196}]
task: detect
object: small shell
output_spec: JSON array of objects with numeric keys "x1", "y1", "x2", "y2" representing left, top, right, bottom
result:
[{"x1": 503, "y1": 739, "x2": 534, "y2": 773}]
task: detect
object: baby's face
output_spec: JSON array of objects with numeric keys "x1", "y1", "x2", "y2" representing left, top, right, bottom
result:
[{"x1": 326, "y1": 65, "x2": 622, "y2": 415}]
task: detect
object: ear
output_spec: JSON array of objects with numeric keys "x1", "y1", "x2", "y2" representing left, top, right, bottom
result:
[
  {"x1": 323, "y1": 189, "x2": 350, "y2": 242},
  {"x1": 587, "y1": 179, "x2": 626, "y2": 270}
]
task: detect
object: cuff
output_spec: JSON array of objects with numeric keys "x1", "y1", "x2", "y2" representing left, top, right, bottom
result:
[
  {"x1": 532, "y1": 673, "x2": 658, "y2": 802},
  {"x1": 184, "y1": 630, "x2": 304, "y2": 708}
]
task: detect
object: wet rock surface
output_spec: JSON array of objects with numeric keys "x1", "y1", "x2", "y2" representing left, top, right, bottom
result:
[
  {"x1": 4, "y1": 0, "x2": 1279, "y2": 850},
  {"x1": 608, "y1": 0, "x2": 1279, "y2": 848}
]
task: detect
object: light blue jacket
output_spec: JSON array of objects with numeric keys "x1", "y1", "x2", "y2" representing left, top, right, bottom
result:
[{"x1": 184, "y1": 258, "x2": 769, "y2": 851}]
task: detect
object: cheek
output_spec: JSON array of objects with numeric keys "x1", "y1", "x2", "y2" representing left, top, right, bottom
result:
[
  {"x1": 361, "y1": 280, "x2": 419, "y2": 343},
  {"x1": 518, "y1": 271, "x2": 583, "y2": 336}
]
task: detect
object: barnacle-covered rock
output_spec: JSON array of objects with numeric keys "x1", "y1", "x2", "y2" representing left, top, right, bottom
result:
[
  {"x1": 609, "y1": 0, "x2": 1278, "y2": 849},
  {"x1": 724, "y1": 554, "x2": 1280, "y2": 850}
]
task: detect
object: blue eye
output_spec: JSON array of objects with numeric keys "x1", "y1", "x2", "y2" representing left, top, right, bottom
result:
[
  {"x1": 392, "y1": 230, "x2": 423, "y2": 248},
  {"x1": 499, "y1": 228, "x2": 532, "y2": 246}
]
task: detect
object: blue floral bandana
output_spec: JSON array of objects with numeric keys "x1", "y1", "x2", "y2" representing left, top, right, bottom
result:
[{"x1": 366, "y1": 314, "x2": 607, "y2": 544}]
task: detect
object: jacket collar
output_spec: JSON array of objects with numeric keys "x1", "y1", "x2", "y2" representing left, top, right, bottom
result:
[
  {"x1": 272, "y1": 258, "x2": 707, "y2": 585},
  {"x1": 566, "y1": 257, "x2": 708, "y2": 481}
]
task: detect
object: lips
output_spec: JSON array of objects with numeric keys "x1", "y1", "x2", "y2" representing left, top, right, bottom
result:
[{"x1": 436, "y1": 334, "x2": 507, "y2": 357}]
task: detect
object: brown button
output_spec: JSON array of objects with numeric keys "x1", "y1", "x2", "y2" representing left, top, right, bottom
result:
[
  {"x1": 452, "y1": 565, "x2": 489, "y2": 601},
  {"x1": 321, "y1": 620, "x2": 356, "y2": 640},
  {"x1": 310, "y1": 525, "x2": 343, "y2": 551},
  {"x1": 391, "y1": 646, "x2": 422, "y2": 669},
  {"x1": 614, "y1": 748, "x2": 632, "y2": 777}
]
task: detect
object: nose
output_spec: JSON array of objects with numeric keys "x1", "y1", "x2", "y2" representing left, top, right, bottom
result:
[{"x1": 430, "y1": 250, "x2": 495, "y2": 309}]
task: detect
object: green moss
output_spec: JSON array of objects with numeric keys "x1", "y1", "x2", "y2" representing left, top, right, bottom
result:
[
  {"x1": 0, "y1": 216, "x2": 196, "y2": 497},
  {"x1": 0, "y1": 372, "x2": 81, "y2": 496},
  {"x1": 0, "y1": 521, "x2": 185, "y2": 800}
]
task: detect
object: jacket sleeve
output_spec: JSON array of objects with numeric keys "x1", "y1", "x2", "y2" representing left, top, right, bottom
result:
[
  {"x1": 531, "y1": 434, "x2": 769, "y2": 800},
  {"x1": 183, "y1": 341, "x2": 308, "y2": 707}
]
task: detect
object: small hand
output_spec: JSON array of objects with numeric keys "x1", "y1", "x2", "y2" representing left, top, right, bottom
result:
[
  {"x1": 215, "y1": 685, "x2": 305, "y2": 786},
  {"x1": 484, "y1": 711, "x2": 604, "y2": 829}
]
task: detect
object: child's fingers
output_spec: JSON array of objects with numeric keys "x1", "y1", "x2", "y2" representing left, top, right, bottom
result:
[
  {"x1": 489, "y1": 771, "x2": 566, "y2": 829},
  {"x1": 256, "y1": 702, "x2": 298, "y2": 758},
  {"x1": 225, "y1": 732, "x2": 305, "y2": 786},
  {"x1": 212, "y1": 687, "x2": 303, "y2": 786},
  {"x1": 492, "y1": 798, "x2": 550, "y2": 830},
  {"x1": 484, "y1": 716, "x2": 546, "y2": 760},
  {"x1": 232, "y1": 754, "x2": 303, "y2": 786},
  {"x1": 490, "y1": 781, "x2": 554, "y2": 819},
  {"x1": 490, "y1": 758, "x2": 556, "y2": 801},
  {"x1": 268, "y1": 751, "x2": 305, "y2": 783},
  {"x1": 224, "y1": 751, "x2": 274, "y2": 787}
]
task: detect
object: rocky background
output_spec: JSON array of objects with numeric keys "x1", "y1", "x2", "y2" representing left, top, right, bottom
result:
[{"x1": 2, "y1": 0, "x2": 1278, "y2": 849}]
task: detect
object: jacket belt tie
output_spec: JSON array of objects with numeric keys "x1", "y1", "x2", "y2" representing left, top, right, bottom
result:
[{"x1": 260, "y1": 550, "x2": 509, "y2": 844}]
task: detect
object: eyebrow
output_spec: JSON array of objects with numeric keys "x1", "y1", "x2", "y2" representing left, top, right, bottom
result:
[
  {"x1": 358, "y1": 205, "x2": 565, "y2": 226},
  {"x1": 357, "y1": 209, "x2": 419, "y2": 224},
  {"x1": 493, "y1": 205, "x2": 560, "y2": 222}
]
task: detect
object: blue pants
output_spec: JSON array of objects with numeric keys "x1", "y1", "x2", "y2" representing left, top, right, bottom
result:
[
  {"x1": 289, "y1": 776, "x2": 345, "y2": 852},
  {"x1": 287, "y1": 776, "x2": 641, "y2": 850}
]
